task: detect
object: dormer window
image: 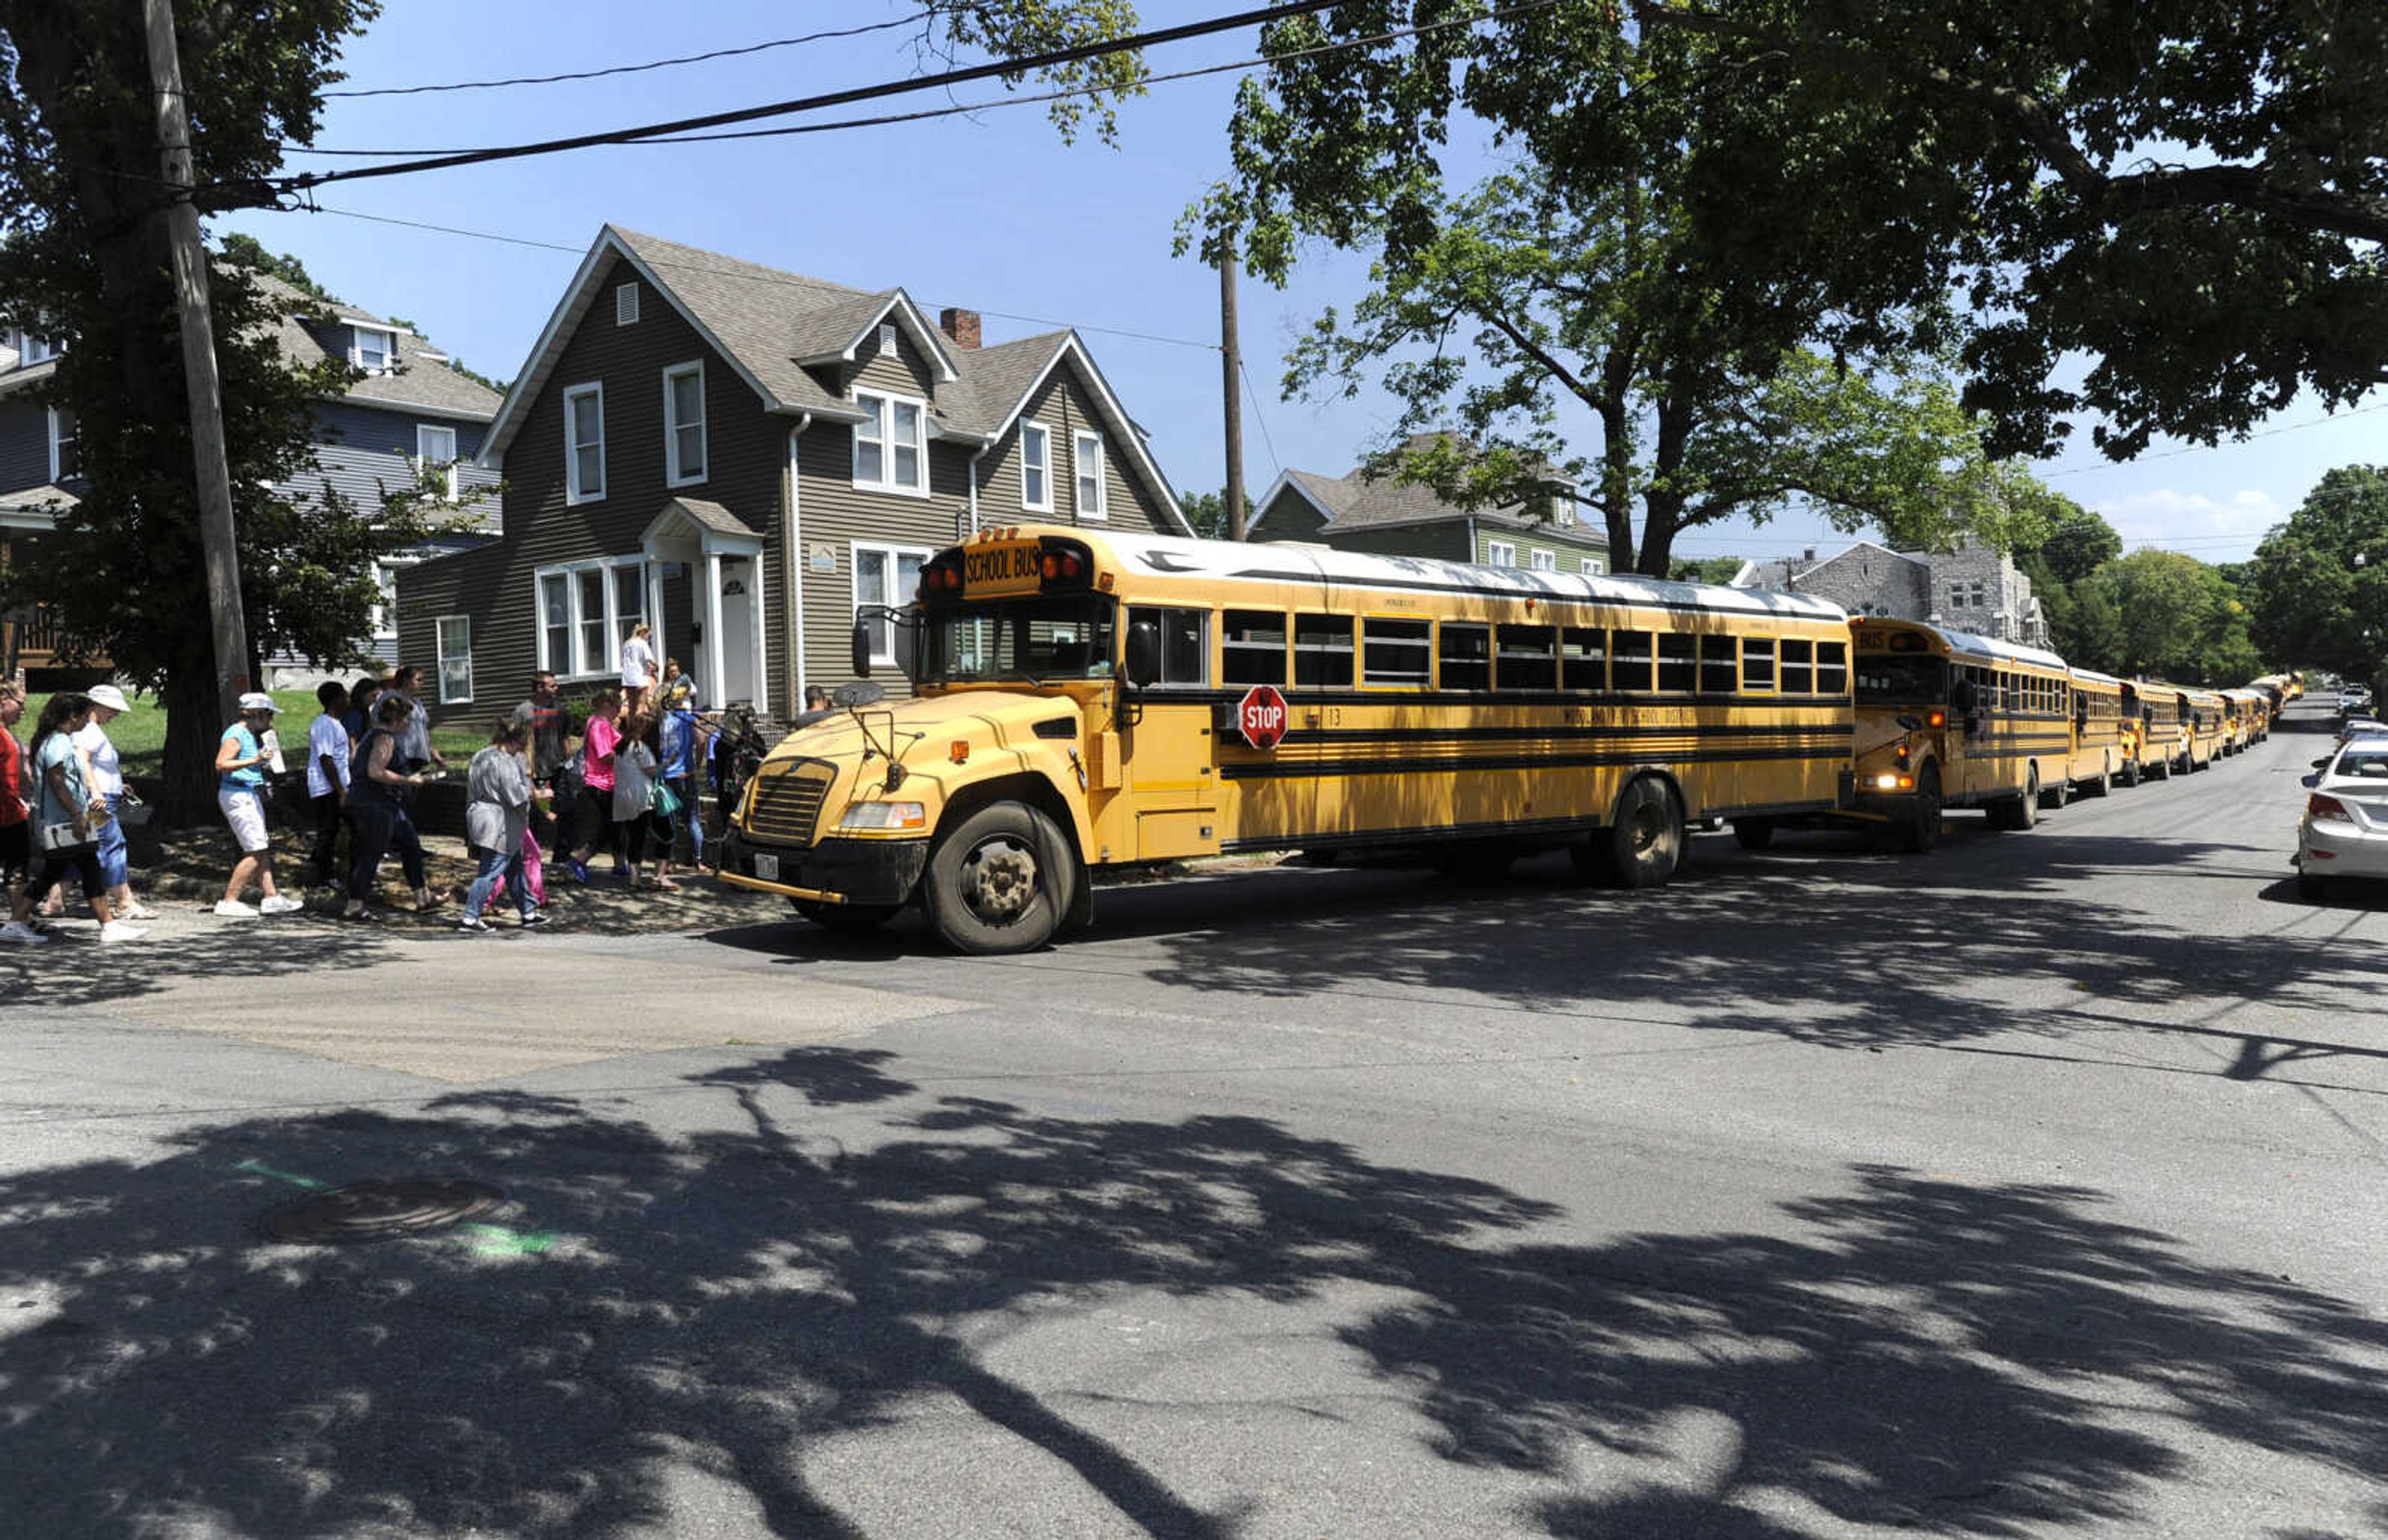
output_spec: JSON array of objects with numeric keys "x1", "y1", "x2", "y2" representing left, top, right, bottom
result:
[
  {"x1": 49, "y1": 408, "x2": 80, "y2": 482},
  {"x1": 352, "y1": 326, "x2": 396, "y2": 372},
  {"x1": 878, "y1": 322, "x2": 899, "y2": 357}
]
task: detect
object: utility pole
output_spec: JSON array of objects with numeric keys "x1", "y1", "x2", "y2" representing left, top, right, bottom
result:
[
  {"x1": 144, "y1": 0, "x2": 251, "y2": 723},
  {"x1": 1220, "y1": 247, "x2": 1246, "y2": 541}
]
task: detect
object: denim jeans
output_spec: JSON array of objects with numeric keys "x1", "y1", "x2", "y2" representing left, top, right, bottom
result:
[
  {"x1": 463, "y1": 844, "x2": 530, "y2": 922},
  {"x1": 97, "y1": 791, "x2": 129, "y2": 889}
]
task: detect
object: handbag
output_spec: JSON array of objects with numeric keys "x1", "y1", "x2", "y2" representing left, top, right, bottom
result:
[
  {"x1": 651, "y1": 778, "x2": 682, "y2": 820},
  {"x1": 36, "y1": 819, "x2": 98, "y2": 857}
]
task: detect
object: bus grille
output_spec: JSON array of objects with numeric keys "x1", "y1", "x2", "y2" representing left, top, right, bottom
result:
[{"x1": 747, "y1": 767, "x2": 831, "y2": 846}]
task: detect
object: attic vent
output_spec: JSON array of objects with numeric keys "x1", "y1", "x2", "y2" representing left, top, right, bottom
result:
[
  {"x1": 616, "y1": 283, "x2": 640, "y2": 326},
  {"x1": 879, "y1": 322, "x2": 898, "y2": 356}
]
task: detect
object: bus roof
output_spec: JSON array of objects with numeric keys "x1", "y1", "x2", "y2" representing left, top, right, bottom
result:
[
  {"x1": 2068, "y1": 665, "x2": 2123, "y2": 686},
  {"x1": 1854, "y1": 617, "x2": 2069, "y2": 671},
  {"x1": 1060, "y1": 527, "x2": 1851, "y2": 623}
]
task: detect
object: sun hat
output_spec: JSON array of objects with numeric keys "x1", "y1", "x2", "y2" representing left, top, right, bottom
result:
[
  {"x1": 86, "y1": 684, "x2": 131, "y2": 713},
  {"x1": 237, "y1": 691, "x2": 279, "y2": 714}
]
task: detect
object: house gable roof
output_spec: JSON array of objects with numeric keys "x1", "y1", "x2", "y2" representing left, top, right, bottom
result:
[
  {"x1": 1249, "y1": 456, "x2": 1604, "y2": 549},
  {"x1": 254, "y1": 275, "x2": 501, "y2": 422}
]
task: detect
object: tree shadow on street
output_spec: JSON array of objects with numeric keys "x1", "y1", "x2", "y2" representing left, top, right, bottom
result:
[{"x1": 1, "y1": 1053, "x2": 2380, "y2": 1536}]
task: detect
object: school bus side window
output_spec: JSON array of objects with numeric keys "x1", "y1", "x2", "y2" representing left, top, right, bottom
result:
[
  {"x1": 1816, "y1": 640, "x2": 1848, "y2": 696},
  {"x1": 1439, "y1": 622, "x2": 1491, "y2": 691},
  {"x1": 1779, "y1": 637, "x2": 1813, "y2": 693},
  {"x1": 1741, "y1": 637, "x2": 1776, "y2": 693},
  {"x1": 1128, "y1": 606, "x2": 1209, "y2": 688},
  {"x1": 1223, "y1": 609, "x2": 1288, "y2": 686},
  {"x1": 1698, "y1": 634, "x2": 1736, "y2": 694},
  {"x1": 1497, "y1": 624, "x2": 1557, "y2": 691},
  {"x1": 1656, "y1": 631, "x2": 1696, "y2": 693},
  {"x1": 1294, "y1": 613, "x2": 1353, "y2": 688},
  {"x1": 1559, "y1": 627, "x2": 1605, "y2": 690},
  {"x1": 1611, "y1": 629, "x2": 1652, "y2": 691},
  {"x1": 1361, "y1": 617, "x2": 1432, "y2": 687}
]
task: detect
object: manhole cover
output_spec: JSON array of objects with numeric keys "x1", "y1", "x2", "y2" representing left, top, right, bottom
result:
[{"x1": 257, "y1": 1178, "x2": 505, "y2": 1243}]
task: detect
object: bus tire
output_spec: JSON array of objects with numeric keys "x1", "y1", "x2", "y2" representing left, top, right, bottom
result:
[
  {"x1": 1732, "y1": 818, "x2": 1777, "y2": 851},
  {"x1": 1989, "y1": 767, "x2": 2039, "y2": 831},
  {"x1": 1582, "y1": 777, "x2": 1683, "y2": 888},
  {"x1": 790, "y1": 897, "x2": 902, "y2": 933},
  {"x1": 1887, "y1": 764, "x2": 1943, "y2": 853},
  {"x1": 2088, "y1": 757, "x2": 2113, "y2": 798},
  {"x1": 920, "y1": 801, "x2": 1073, "y2": 955},
  {"x1": 2040, "y1": 774, "x2": 2070, "y2": 811}
]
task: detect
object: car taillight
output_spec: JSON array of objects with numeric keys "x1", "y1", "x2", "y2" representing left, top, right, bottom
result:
[{"x1": 2308, "y1": 793, "x2": 2351, "y2": 821}]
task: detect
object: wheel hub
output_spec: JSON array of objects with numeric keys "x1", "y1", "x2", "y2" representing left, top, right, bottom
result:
[{"x1": 961, "y1": 837, "x2": 1038, "y2": 924}]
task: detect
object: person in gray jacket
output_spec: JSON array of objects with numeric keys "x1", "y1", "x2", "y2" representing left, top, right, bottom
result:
[{"x1": 458, "y1": 716, "x2": 546, "y2": 934}]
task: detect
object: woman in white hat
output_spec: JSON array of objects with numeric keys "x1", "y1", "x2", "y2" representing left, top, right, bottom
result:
[
  {"x1": 75, "y1": 684, "x2": 154, "y2": 921},
  {"x1": 213, "y1": 693, "x2": 303, "y2": 918}
]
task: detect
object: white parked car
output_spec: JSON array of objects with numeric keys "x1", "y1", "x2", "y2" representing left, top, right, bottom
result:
[{"x1": 2297, "y1": 735, "x2": 2388, "y2": 900}]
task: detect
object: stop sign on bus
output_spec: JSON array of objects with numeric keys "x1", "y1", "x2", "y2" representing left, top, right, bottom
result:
[{"x1": 1236, "y1": 684, "x2": 1289, "y2": 750}]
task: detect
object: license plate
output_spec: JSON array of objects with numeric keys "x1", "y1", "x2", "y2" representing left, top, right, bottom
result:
[{"x1": 753, "y1": 853, "x2": 779, "y2": 882}]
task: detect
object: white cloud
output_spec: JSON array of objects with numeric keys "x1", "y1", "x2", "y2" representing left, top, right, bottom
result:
[{"x1": 2090, "y1": 487, "x2": 2281, "y2": 557}]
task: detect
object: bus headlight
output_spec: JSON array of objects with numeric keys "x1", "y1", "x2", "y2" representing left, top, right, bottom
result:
[
  {"x1": 1872, "y1": 773, "x2": 1914, "y2": 790},
  {"x1": 838, "y1": 801, "x2": 928, "y2": 831}
]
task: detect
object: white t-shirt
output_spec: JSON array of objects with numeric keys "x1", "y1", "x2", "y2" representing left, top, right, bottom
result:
[
  {"x1": 307, "y1": 711, "x2": 353, "y2": 797},
  {"x1": 72, "y1": 721, "x2": 122, "y2": 797},
  {"x1": 620, "y1": 634, "x2": 657, "y2": 688}
]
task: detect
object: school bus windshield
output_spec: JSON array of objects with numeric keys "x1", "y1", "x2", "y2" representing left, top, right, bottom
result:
[
  {"x1": 919, "y1": 596, "x2": 1116, "y2": 684},
  {"x1": 1855, "y1": 655, "x2": 1948, "y2": 704}
]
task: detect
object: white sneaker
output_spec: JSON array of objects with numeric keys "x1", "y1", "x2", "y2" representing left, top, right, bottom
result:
[
  {"x1": 259, "y1": 895, "x2": 305, "y2": 915},
  {"x1": 99, "y1": 921, "x2": 147, "y2": 943},
  {"x1": 213, "y1": 900, "x2": 259, "y2": 918},
  {"x1": 0, "y1": 920, "x2": 52, "y2": 946}
]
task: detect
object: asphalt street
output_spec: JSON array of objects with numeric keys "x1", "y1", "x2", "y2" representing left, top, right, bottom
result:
[{"x1": 1, "y1": 704, "x2": 2382, "y2": 1539}]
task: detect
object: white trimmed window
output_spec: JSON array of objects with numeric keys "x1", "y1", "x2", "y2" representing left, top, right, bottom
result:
[
  {"x1": 1581, "y1": 556, "x2": 1606, "y2": 575},
  {"x1": 1529, "y1": 548, "x2": 1557, "y2": 571},
  {"x1": 663, "y1": 361, "x2": 707, "y2": 486},
  {"x1": 534, "y1": 556, "x2": 647, "y2": 679},
  {"x1": 352, "y1": 326, "x2": 395, "y2": 372},
  {"x1": 47, "y1": 407, "x2": 79, "y2": 482},
  {"x1": 853, "y1": 542, "x2": 932, "y2": 665},
  {"x1": 853, "y1": 390, "x2": 926, "y2": 494},
  {"x1": 1486, "y1": 540, "x2": 1517, "y2": 567},
  {"x1": 1072, "y1": 429, "x2": 1106, "y2": 520},
  {"x1": 615, "y1": 283, "x2": 640, "y2": 326},
  {"x1": 564, "y1": 382, "x2": 605, "y2": 504},
  {"x1": 415, "y1": 423, "x2": 458, "y2": 500},
  {"x1": 1020, "y1": 421, "x2": 1052, "y2": 512},
  {"x1": 878, "y1": 322, "x2": 899, "y2": 357},
  {"x1": 436, "y1": 616, "x2": 474, "y2": 704},
  {"x1": 368, "y1": 556, "x2": 422, "y2": 642}
]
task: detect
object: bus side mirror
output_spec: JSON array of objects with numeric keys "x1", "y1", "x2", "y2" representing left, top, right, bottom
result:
[
  {"x1": 851, "y1": 620, "x2": 872, "y2": 679},
  {"x1": 894, "y1": 617, "x2": 919, "y2": 679},
  {"x1": 1124, "y1": 620, "x2": 1162, "y2": 687}
]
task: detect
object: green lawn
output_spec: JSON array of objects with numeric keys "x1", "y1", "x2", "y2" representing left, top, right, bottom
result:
[{"x1": 17, "y1": 687, "x2": 482, "y2": 777}]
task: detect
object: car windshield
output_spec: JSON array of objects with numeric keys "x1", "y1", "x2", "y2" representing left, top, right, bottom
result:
[
  {"x1": 1854, "y1": 655, "x2": 1948, "y2": 704},
  {"x1": 918, "y1": 596, "x2": 1116, "y2": 684}
]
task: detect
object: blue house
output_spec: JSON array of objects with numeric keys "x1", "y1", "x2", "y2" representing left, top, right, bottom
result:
[{"x1": 0, "y1": 281, "x2": 503, "y2": 686}]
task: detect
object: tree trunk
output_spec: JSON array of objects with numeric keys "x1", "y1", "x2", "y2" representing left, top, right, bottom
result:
[{"x1": 159, "y1": 662, "x2": 224, "y2": 828}]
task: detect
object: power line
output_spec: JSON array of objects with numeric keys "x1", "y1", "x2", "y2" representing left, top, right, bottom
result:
[
  {"x1": 1239, "y1": 358, "x2": 1282, "y2": 479},
  {"x1": 322, "y1": 12, "x2": 934, "y2": 98},
  {"x1": 2039, "y1": 399, "x2": 2388, "y2": 477},
  {"x1": 301, "y1": 204, "x2": 1224, "y2": 353},
  {"x1": 241, "y1": 1, "x2": 1355, "y2": 200}
]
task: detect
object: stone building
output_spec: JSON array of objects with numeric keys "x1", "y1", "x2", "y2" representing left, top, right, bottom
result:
[{"x1": 1735, "y1": 537, "x2": 2046, "y2": 645}]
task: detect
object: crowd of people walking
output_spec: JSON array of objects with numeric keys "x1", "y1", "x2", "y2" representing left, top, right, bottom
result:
[{"x1": 1, "y1": 640, "x2": 763, "y2": 943}]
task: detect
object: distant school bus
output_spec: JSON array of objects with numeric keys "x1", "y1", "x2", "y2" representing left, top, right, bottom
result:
[
  {"x1": 2183, "y1": 686, "x2": 2229, "y2": 768},
  {"x1": 1844, "y1": 619, "x2": 2072, "y2": 849},
  {"x1": 2061, "y1": 667, "x2": 2129, "y2": 799},
  {"x1": 713, "y1": 525, "x2": 1854, "y2": 952},
  {"x1": 2131, "y1": 682, "x2": 2192, "y2": 778}
]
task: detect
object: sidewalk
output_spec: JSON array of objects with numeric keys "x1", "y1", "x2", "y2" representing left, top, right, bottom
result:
[{"x1": 125, "y1": 819, "x2": 786, "y2": 936}]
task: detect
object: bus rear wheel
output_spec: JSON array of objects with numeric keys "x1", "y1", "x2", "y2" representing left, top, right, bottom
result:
[
  {"x1": 1578, "y1": 777, "x2": 1683, "y2": 889},
  {"x1": 2086, "y1": 757, "x2": 2113, "y2": 798},
  {"x1": 1991, "y1": 767, "x2": 2040, "y2": 831},
  {"x1": 790, "y1": 897, "x2": 903, "y2": 933},
  {"x1": 921, "y1": 801, "x2": 1074, "y2": 955}
]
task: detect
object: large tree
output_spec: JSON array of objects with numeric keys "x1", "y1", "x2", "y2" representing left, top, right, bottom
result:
[
  {"x1": 2071, "y1": 549, "x2": 2261, "y2": 683},
  {"x1": 2245, "y1": 465, "x2": 2388, "y2": 680},
  {"x1": 1200, "y1": 1, "x2": 2388, "y2": 470}
]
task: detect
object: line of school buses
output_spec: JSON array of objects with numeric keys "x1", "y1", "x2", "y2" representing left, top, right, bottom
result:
[{"x1": 715, "y1": 526, "x2": 2302, "y2": 953}]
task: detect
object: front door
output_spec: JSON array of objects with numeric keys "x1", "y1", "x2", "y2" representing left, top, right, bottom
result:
[
  {"x1": 718, "y1": 560, "x2": 756, "y2": 706},
  {"x1": 1124, "y1": 604, "x2": 1220, "y2": 858}
]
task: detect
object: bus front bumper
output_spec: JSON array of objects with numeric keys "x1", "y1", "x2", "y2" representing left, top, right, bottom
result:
[{"x1": 716, "y1": 831, "x2": 930, "y2": 907}]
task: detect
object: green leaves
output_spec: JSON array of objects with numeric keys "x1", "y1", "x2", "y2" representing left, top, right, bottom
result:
[{"x1": 2246, "y1": 466, "x2": 2388, "y2": 678}]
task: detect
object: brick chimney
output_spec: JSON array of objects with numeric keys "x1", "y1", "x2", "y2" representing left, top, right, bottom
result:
[{"x1": 938, "y1": 307, "x2": 981, "y2": 350}]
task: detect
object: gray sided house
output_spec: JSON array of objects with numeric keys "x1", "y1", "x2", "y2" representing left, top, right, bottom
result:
[
  {"x1": 1735, "y1": 537, "x2": 2046, "y2": 646},
  {"x1": 1249, "y1": 449, "x2": 1612, "y2": 576},
  {"x1": 395, "y1": 225, "x2": 1189, "y2": 727},
  {"x1": 0, "y1": 295, "x2": 501, "y2": 685}
]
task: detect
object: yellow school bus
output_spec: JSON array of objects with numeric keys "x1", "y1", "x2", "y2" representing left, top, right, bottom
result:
[
  {"x1": 715, "y1": 525, "x2": 1854, "y2": 952},
  {"x1": 1846, "y1": 619, "x2": 2072, "y2": 848},
  {"x1": 2221, "y1": 686, "x2": 2269, "y2": 747},
  {"x1": 2184, "y1": 686, "x2": 2229, "y2": 767},
  {"x1": 2131, "y1": 682, "x2": 2191, "y2": 778},
  {"x1": 2060, "y1": 667, "x2": 2129, "y2": 800}
]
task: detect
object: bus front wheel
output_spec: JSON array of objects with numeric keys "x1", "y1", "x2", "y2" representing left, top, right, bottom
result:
[
  {"x1": 1888, "y1": 765, "x2": 1942, "y2": 853},
  {"x1": 1579, "y1": 778, "x2": 1683, "y2": 889},
  {"x1": 921, "y1": 801, "x2": 1075, "y2": 955}
]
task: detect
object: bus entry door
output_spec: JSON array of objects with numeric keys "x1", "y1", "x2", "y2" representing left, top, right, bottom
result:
[{"x1": 1125, "y1": 605, "x2": 1221, "y2": 859}]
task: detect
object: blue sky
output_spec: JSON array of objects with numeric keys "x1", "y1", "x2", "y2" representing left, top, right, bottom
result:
[{"x1": 222, "y1": 0, "x2": 2386, "y2": 568}]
